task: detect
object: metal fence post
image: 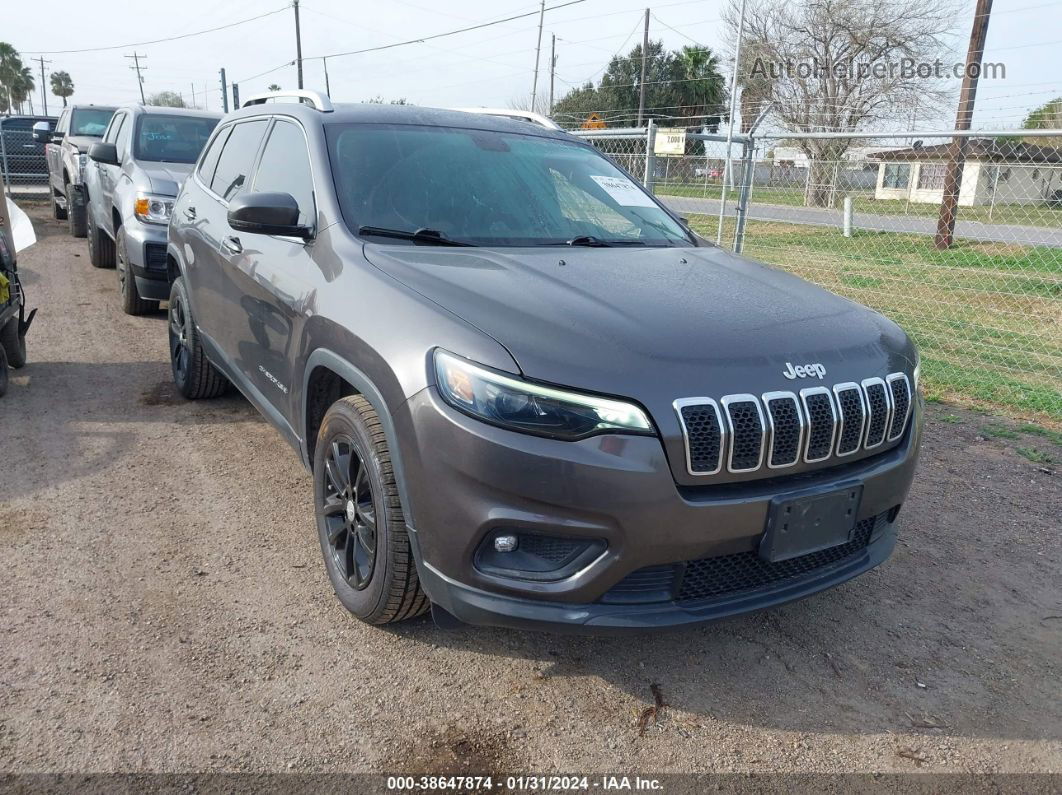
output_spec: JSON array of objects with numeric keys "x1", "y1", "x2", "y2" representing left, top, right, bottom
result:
[
  {"x1": 733, "y1": 139, "x2": 756, "y2": 254},
  {"x1": 643, "y1": 119, "x2": 657, "y2": 193}
]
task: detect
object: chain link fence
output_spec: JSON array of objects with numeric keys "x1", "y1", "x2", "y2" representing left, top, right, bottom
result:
[
  {"x1": 0, "y1": 116, "x2": 53, "y2": 201},
  {"x1": 573, "y1": 124, "x2": 1062, "y2": 424}
]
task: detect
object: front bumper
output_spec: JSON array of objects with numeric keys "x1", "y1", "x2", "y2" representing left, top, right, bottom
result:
[
  {"x1": 123, "y1": 222, "x2": 170, "y2": 300},
  {"x1": 396, "y1": 387, "x2": 922, "y2": 631}
]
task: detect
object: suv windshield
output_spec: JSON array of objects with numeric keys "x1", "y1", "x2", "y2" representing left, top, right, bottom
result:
[
  {"x1": 326, "y1": 124, "x2": 692, "y2": 247},
  {"x1": 71, "y1": 108, "x2": 115, "y2": 137},
  {"x1": 134, "y1": 114, "x2": 219, "y2": 164}
]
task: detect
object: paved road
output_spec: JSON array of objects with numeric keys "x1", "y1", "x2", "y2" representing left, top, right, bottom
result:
[
  {"x1": 3, "y1": 203, "x2": 1060, "y2": 777},
  {"x1": 661, "y1": 195, "x2": 1062, "y2": 248}
]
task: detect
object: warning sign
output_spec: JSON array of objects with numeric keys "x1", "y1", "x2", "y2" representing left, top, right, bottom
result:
[
  {"x1": 654, "y1": 127, "x2": 687, "y2": 156},
  {"x1": 581, "y1": 113, "x2": 606, "y2": 130}
]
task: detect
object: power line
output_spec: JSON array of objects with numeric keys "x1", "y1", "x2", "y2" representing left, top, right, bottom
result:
[{"x1": 23, "y1": 5, "x2": 290, "y2": 54}]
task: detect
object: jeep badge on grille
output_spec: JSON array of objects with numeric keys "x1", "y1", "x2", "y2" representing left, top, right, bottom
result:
[{"x1": 782, "y1": 362, "x2": 827, "y2": 380}]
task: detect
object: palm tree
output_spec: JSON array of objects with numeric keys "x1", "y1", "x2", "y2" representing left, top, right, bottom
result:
[
  {"x1": 671, "y1": 45, "x2": 726, "y2": 124},
  {"x1": 50, "y1": 71, "x2": 74, "y2": 107},
  {"x1": 10, "y1": 65, "x2": 34, "y2": 114},
  {"x1": 0, "y1": 42, "x2": 25, "y2": 112},
  {"x1": 267, "y1": 83, "x2": 281, "y2": 92}
]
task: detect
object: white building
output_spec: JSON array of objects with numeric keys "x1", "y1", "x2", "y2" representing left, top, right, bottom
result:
[{"x1": 869, "y1": 139, "x2": 1062, "y2": 207}]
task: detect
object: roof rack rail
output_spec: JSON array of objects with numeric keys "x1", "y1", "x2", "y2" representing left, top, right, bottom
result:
[
  {"x1": 242, "y1": 90, "x2": 334, "y2": 112},
  {"x1": 451, "y1": 107, "x2": 561, "y2": 130}
]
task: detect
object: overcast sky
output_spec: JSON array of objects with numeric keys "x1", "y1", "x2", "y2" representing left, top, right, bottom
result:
[{"x1": 8, "y1": 0, "x2": 1060, "y2": 130}]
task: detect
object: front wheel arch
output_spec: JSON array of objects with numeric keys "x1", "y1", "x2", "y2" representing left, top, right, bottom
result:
[{"x1": 301, "y1": 350, "x2": 415, "y2": 529}]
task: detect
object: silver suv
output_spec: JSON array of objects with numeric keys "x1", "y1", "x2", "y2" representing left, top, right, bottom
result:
[{"x1": 85, "y1": 105, "x2": 220, "y2": 314}]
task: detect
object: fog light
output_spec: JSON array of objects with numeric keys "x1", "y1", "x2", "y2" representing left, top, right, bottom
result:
[{"x1": 493, "y1": 534, "x2": 518, "y2": 553}]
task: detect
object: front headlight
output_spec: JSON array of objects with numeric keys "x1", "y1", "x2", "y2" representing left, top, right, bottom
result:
[
  {"x1": 133, "y1": 192, "x2": 174, "y2": 225},
  {"x1": 434, "y1": 349, "x2": 654, "y2": 441}
]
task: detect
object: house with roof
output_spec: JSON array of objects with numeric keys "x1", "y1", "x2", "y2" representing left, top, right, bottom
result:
[{"x1": 868, "y1": 138, "x2": 1062, "y2": 206}]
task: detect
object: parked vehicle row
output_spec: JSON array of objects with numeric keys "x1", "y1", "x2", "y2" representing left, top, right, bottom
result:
[{"x1": 31, "y1": 89, "x2": 923, "y2": 632}]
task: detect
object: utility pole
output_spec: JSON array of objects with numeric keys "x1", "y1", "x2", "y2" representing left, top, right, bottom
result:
[
  {"x1": 232, "y1": 83, "x2": 240, "y2": 109},
  {"x1": 530, "y1": 0, "x2": 545, "y2": 111},
  {"x1": 934, "y1": 0, "x2": 993, "y2": 250},
  {"x1": 637, "y1": 8, "x2": 649, "y2": 127},
  {"x1": 219, "y1": 68, "x2": 229, "y2": 113},
  {"x1": 34, "y1": 56, "x2": 51, "y2": 116},
  {"x1": 323, "y1": 57, "x2": 331, "y2": 98},
  {"x1": 125, "y1": 53, "x2": 147, "y2": 103},
  {"x1": 293, "y1": 0, "x2": 304, "y2": 89},
  {"x1": 716, "y1": 0, "x2": 747, "y2": 244},
  {"x1": 548, "y1": 34, "x2": 556, "y2": 115},
  {"x1": 191, "y1": 83, "x2": 196, "y2": 109}
]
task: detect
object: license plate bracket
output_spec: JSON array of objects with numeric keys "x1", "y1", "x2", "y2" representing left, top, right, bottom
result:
[{"x1": 759, "y1": 485, "x2": 863, "y2": 563}]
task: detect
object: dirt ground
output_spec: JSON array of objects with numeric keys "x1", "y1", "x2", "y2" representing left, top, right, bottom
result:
[{"x1": 1, "y1": 203, "x2": 1060, "y2": 777}]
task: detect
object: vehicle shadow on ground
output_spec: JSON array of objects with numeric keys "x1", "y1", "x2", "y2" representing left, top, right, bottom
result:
[
  {"x1": 1, "y1": 359, "x2": 261, "y2": 501},
  {"x1": 386, "y1": 487, "x2": 1060, "y2": 743}
]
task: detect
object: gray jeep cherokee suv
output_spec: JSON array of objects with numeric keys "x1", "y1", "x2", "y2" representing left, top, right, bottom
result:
[
  {"x1": 85, "y1": 105, "x2": 220, "y2": 314},
  {"x1": 167, "y1": 91, "x2": 922, "y2": 631}
]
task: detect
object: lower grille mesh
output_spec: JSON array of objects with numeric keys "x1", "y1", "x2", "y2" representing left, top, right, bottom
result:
[{"x1": 601, "y1": 512, "x2": 890, "y2": 605}]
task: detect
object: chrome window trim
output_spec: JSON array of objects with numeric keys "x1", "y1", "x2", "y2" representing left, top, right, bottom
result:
[
  {"x1": 761, "y1": 391, "x2": 804, "y2": 470},
  {"x1": 799, "y1": 386, "x2": 838, "y2": 464},
  {"x1": 673, "y1": 398, "x2": 725, "y2": 477},
  {"x1": 886, "y1": 372, "x2": 913, "y2": 442},
  {"x1": 720, "y1": 394, "x2": 766, "y2": 474},
  {"x1": 860, "y1": 376, "x2": 894, "y2": 450},
  {"x1": 832, "y1": 382, "x2": 867, "y2": 458}
]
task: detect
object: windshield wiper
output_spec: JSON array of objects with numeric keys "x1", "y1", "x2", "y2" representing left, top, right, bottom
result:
[
  {"x1": 357, "y1": 226, "x2": 475, "y2": 247},
  {"x1": 566, "y1": 235, "x2": 613, "y2": 247}
]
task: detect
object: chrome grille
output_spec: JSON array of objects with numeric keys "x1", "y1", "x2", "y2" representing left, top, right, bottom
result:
[
  {"x1": 675, "y1": 372, "x2": 913, "y2": 477},
  {"x1": 800, "y1": 387, "x2": 837, "y2": 463},
  {"x1": 833, "y1": 383, "x2": 867, "y2": 457},
  {"x1": 862, "y1": 378, "x2": 891, "y2": 449},
  {"x1": 762, "y1": 392, "x2": 803, "y2": 469},
  {"x1": 887, "y1": 374, "x2": 912, "y2": 441},
  {"x1": 721, "y1": 396, "x2": 766, "y2": 473},
  {"x1": 674, "y1": 398, "x2": 724, "y2": 475}
]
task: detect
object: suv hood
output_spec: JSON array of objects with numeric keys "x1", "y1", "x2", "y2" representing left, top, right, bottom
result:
[
  {"x1": 363, "y1": 244, "x2": 913, "y2": 402},
  {"x1": 142, "y1": 162, "x2": 194, "y2": 196}
]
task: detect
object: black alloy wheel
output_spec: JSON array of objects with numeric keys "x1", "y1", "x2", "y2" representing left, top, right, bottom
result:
[{"x1": 320, "y1": 435, "x2": 378, "y2": 590}]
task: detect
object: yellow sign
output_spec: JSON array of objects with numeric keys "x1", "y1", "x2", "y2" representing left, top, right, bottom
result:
[
  {"x1": 581, "y1": 113, "x2": 606, "y2": 130},
  {"x1": 655, "y1": 127, "x2": 687, "y2": 156}
]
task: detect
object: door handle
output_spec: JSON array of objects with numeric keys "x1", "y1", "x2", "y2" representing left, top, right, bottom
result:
[
  {"x1": 184, "y1": 206, "x2": 196, "y2": 220},
  {"x1": 221, "y1": 236, "x2": 243, "y2": 255}
]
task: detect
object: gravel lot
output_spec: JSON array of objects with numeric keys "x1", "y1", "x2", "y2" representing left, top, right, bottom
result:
[{"x1": 2, "y1": 203, "x2": 1060, "y2": 778}]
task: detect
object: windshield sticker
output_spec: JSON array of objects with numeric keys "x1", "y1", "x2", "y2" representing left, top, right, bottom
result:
[{"x1": 590, "y1": 175, "x2": 657, "y2": 207}]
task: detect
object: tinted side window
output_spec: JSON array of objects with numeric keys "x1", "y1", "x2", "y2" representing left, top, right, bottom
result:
[
  {"x1": 210, "y1": 120, "x2": 267, "y2": 202},
  {"x1": 116, "y1": 114, "x2": 134, "y2": 161},
  {"x1": 198, "y1": 125, "x2": 230, "y2": 187},
  {"x1": 253, "y1": 120, "x2": 315, "y2": 225}
]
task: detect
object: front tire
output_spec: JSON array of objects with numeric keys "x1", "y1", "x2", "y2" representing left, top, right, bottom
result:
[
  {"x1": 117, "y1": 229, "x2": 158, "y2": 315},
  {"x1": 0, "y1": 316, "x2": 26, "y2": 369},
  {"x1": 67, "y1": 183, "x2": 87, "y2": 238},
  {"x1": 314, "y1": 395, "x2": 429, "y2": 625},
  {"x1": 168, "y1": 277, "x2": 228, "y2": 400}
]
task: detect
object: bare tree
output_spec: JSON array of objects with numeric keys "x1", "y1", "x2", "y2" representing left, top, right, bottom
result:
[{"x1": 724, "y1": 0, "x2": 957, "y2": 206}]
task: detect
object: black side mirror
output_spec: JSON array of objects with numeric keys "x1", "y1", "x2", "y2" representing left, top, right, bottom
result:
[
  {"x1": 88, "y1": 142, "x2": 119, "y2": 166},
  {"x1": 227, "y1": 192, "x2": 312, "y2": 239},
  {"x1": 31, "y1": 121, "x2": 53, "y2": 144}
]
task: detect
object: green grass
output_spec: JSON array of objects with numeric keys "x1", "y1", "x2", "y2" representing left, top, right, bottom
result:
[
  {"x1": 1018, "y1": 424, "x2": 1062, "y2": 446},
  {"x1": 940, "y1": 414, "x2": 964, "y2": 424},
  {"x1": 686, "y1": 215, "x2": 1062, "y2": 424},
  {"x1": 655, "y1": 183, "x2": 1062, "y2": 230},
  {"x1": 981, "y1": 424, "x2": 1020, "y2": 439},
  {"x1": 1016, "y1": 446, "x2": 1055, "y2": 464}
]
